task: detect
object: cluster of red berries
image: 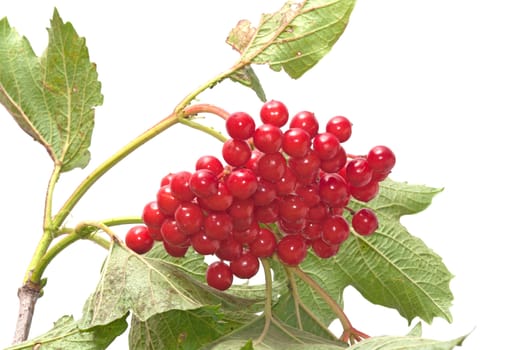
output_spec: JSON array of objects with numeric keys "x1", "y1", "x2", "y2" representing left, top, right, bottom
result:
[{"x1": 124, "y1": 100, "x2": 395, "y2": 290}]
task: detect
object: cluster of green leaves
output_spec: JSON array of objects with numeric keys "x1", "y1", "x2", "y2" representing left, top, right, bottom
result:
[{"x1": 1, "y1": 0, "x2": 467, "y2": 349}]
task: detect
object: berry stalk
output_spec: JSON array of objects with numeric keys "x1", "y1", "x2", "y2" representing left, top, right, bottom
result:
[
  {"x1": 254, "y1": 258, "x2": 274, "y2": 345},
  {"x1": 289, "y1": 266, "x2": 369, "y2": 344}
]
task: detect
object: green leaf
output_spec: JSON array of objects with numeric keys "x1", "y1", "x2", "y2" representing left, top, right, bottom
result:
[
  {"x1": 344, "y1": 179, "x2": 453, "y2": 323},
  {"x1": 272, "y1": 291, "x2": 339, "y2": 341},
  {"x1": 407, "y1": 322, "x2": 423, "y2": 337},
  {"x1": 229, "y1": 65, "x2": 267, "y2": 102},
  {"x1": 274, "y1": 179, "x2": 452, "y2": 329},
  {"x1": 0, "y1": 10, "x2": 102, "y2": 172},
  {"x1": 6, "y1": 315, "x2": 127, "y2": 350},
  {"x1": 129, "y1": 305, "x2": 243, "y2": 350},
  {"x1": 79, "y1": 241, "x2": 258, "y2": 329},
  {"x1": 227, "y1": 0, "x2": 356, "y2": 79},
  {"x1": 202, "y1": 315, "x2": 348, "y2": 350},
  {"x1": 348, "y1": 333, "x2": 467, "y2": 350}
]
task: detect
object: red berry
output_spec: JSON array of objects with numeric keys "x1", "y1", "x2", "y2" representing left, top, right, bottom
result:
[
  {"x1": 191, "y1": 232, "x2": 220, "y2": 255},
  {"x1": 253, "y1": 180, "x2": 277, "y2": 207},
  {"x1": 295, "y1": 184, "x2": 320, "y2": 208},
  {"x1": 225, "y1": 168, "x2": 258, "y2": 199},
  {"x1": 288, "y1": 150, "x2": 321, "y2": 180},
  {"x1": 326, "y1": 116, "x2": 352, "y2": 142},
  {"x1": 230, "y1": 251, "x2": 260, "y2": 279},
  {"x1": 160, "y1": 172, "x2": 177, "y2": 187},
  {"x1": 253, "y1": 124, "x2": 283, "y2": 154},
  {"x1": 142, "y1": 201, "x2": 167, "y2": 228},
  {"x1": 222, "y1": 138, "x2": 251, "y2": 167},
  {"x1": 278, "y1": 217, "x2": 306, "y2": 234},
  {"x1": 312, "y1": 132, "x2": 340, "y2": 160},
  {"x1": 282, "y1": 128, "x2": 311, "y2": 158},
  {"x1": 156, "y1": 185, "x2": 181, "y2": 215},
  {"x1": 226, "y1": 111, "x2": 255, "y2": 140},
  {"x1": 125, "y1": 225, "x2": 154, "y2": 254},
  {"x1": 290, "y1": 111, "x2": 319, "y2": 138},
  {"x1": 274, "y1": 167, "x2": 298, "y2": 196},
  {"x1": 249, "y1": 228, "x2": 277, "y2": 258},
  {"x1": 276, "y1": 235, "x2": 308, "y2": 266},
  {"x1": 367, "y1": 145, "x2": 396, "y2": 174},
  {"x1": 279, "y1": 194, "x2": 309, "y2": 222},
  {"x1": 163, "y1": 241, "x2": 189, "y2": 258},
  {"x1": 321, "y1": 215, "x2": 350, "y2": 245},
  {"x1": 161, "y1": 219, "x2": 190, "y2": 246},
  {"x1": 199, "y1": 182, "x2": 233, "y2": 211},
  {"x1": 256, "y1": 152, "x2": 287, "y2": 183},
  {"x1": 345, "y1": 158, "x2": 373, "y2": 188},
  {"x1": 174, "y1": 202, "x2": 204, "y2": 235},
  {"x1": 302, "y1": 221, "x2": 322, "y2": 241},
  {"x1": 319, "y1": 173, "x2": 350, "y2": 208},
  {"x1": 260, "y1": 100, "x2": 289, "y2": 127},
  {"x1": 232, "y1": 220, "x2": 259, "y2": 245},
  {"x1": 204, "y1": 212, "x2": 233, "y2": 241},
  {"x1": 311, "y1": 238, "x2": 340, "y2": 258},
  {"x1": 352, "y1": 208, "x2": 378, "y2": 236},
  {"x1": 216, "y1": 238, "x2": 243, "y2": 261},
  {"x1": 206, "y1": 261, "x2": 233, "y2": 291},
  {"x1": 348, "y1": 180, "x2": 379, "y2": 202},
  {"x1": 254, "y1": 200, "x2": 280, "y2": 223},
  {"x1": 169, "y1": 171, "x2": 195, "y2": 202},
  {"x1": 228, "y1": 198, "x2": 254, "y2": 220},
  {"x1": 245, "y1": 150, "x2": 263, "y2": 172},
  {"x1": 189, "y1": 169, "x2": 218, "y2": 198},
  {"x1": 195, "y1": 155, "x2": 224, "y2": 175},
  {"x1": 320, "y1": 145, "x2": 347, "y2": 173}
]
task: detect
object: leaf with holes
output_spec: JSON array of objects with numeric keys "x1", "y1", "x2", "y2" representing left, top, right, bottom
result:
[
  {"x1": 227, "y1": 0, "x2": 356, "y2": 79},
  {"x1": 0, "y1": 10, "x2": 102, "y2": 172}
]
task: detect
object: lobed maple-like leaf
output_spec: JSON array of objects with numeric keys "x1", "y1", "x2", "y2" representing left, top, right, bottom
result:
[
  {"x1": 0, "y1": 10, "x2": 102, "y2": 172},
  {"x1": 273, "y1": 179, "x2": 453, "y2": 329}
]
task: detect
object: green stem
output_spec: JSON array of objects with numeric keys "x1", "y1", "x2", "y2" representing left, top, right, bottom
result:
[
  {"x1": 255, "y1": 258, "x2": 274, "y2": 345},
  {"x1": 31, "y1": 217, "x2": 140, "y2": 282},
  {"x1": 23, "y1": 165, "x2": 61, "y2": 284},
  {"x1": 290, "y1": 267, "x2": 369, "y2": 343},
  {"x1": 88, "y1": 234, "x2": 111, "y2": 250},
  {"x1": 178, "y1": 118, "x2": 228, "y2": 143}
]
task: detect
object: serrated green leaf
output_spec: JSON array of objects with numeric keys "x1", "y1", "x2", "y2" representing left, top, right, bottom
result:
[
  {"x1": 129, "y1": 305, "x2": 243, "y2": 350},
  {"x1": 79, "y1": 241, "x2": 258, "y2": 329},
  {"x1": 6, "y1": 315, "x2": 127, "y2": 350},
  {"x1": 274, "y1": 179, "x2": 452, "y2": 330},
  {"x1": 344, "y1": 179, "x2": 453, "y2": 324},
  {"x1": 348, "y1": 333, "x2": 467, "y2": 350},
  {"x1": 203, "y1": 315, "x2": 348, "y2": 350},
  {"x1": 229, "y1": 65, "x2": 267, "y2": 102},
  {"x1": 408, "y1": 322, "x2": 423, "y2": 337},
  {"x1": 227, "y1": 0, "x2": 356, "y2": 79},
  {"x1": 272, "y1": 291, "x2": 339, "y2": 341},
  {"x1": 0, "y1": 10, "x2": 102, "y2": 172}
]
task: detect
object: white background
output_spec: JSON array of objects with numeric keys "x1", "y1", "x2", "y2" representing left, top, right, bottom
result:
[{"x1": 1, "y1": 1, "x2": 526, "y2": 349}]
